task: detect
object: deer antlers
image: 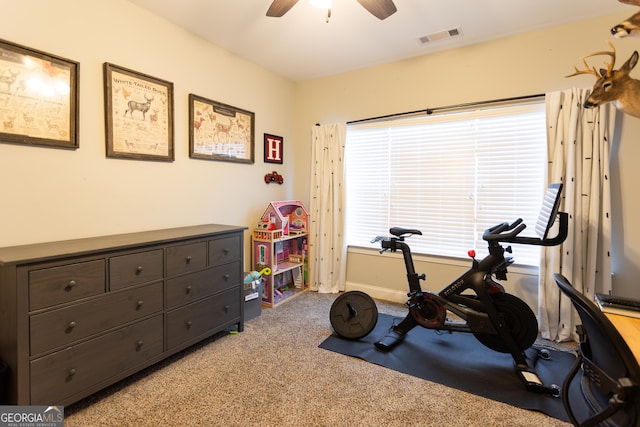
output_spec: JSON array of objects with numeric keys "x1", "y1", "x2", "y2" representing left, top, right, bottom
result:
[
  {"x1": 566, "y1": 41, "x2": 617, "y2": 79},
  {"x1": 565, "y1": 3, "x2": 640, "y2": 119},
  {"x1": 566, "y1": 41, "x2": 640, "y2": 118}
]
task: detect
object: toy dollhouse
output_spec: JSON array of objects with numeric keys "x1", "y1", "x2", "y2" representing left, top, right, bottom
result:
[{"x1": 252, "y1": 200, "x2": 309, "y2": 307}]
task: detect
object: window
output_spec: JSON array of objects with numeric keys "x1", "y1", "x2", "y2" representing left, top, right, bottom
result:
[{"x1": 345, "y1": 100, "x2": 547, "y2": 266}]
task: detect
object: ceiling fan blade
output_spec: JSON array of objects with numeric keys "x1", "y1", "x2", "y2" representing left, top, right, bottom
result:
[
  {"x1": 357, "y1": 0, "x2": 397, "y2": 20},
  {"x1": 266, "y1": 0, "x2": 300, "y2": 17}
]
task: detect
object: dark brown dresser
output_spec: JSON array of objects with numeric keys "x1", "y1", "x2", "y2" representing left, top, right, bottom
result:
[{"x1": 0, "y1": 224, "x2": 245, "y2": 406}]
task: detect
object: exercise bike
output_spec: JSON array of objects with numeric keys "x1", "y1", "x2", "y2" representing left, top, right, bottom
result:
[{"x1": 329, "y1": 183, "x2": 568, "y2": 396}]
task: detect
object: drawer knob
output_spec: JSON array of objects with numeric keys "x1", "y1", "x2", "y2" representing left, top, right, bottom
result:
[
  {"x1": 186, "y1": 320, "x2": 192, "y2": 329},
  {"x1": 185, "y1": 285, "x2": 192, "y2": 294},
  {"x1": 137, "y1": 340, "x2": 144, "y2": 349},
  {"x1": 68, "y1": 368, "x2": 77, "y2": 377},
  {"x1": 136, "y1": 266, "x2": 144, "y2": 275},
  {"x1": 223, "y1": 248, "x2": 230, "y2": 255},
  {"x1": 65, "y1": 280, "x2": 77, "y2": 291},
  {"x1": 136, "y1": 300, "x2": 144, "y2": 309},
  {"x1": 186, "y1": 255, "x2": 192, "y2": 264},
  {"x1": 223, "y1": 274, "x2": 230, "y2": 281},
  {"x1": 67, "y1": 321, "x2": 77, "y2": 329},
  {"x1": 224, "y1": 305, "x2": 230, "y2": 312}
]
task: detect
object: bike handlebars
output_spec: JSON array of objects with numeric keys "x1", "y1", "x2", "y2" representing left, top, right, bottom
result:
[
  {"x1": 374, "y1": 211, "x2": 568, "y2": 250},
  {"x1": 483, "y1": 218, "x2": 526, "y2": 241},
  {"x1": 482, "y1": 211, "x2": 569, "y2": 247}
]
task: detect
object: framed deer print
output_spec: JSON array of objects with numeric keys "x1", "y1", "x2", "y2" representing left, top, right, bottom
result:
[
  {"x1": 0, "y1": 39, "x2": 79, "y2": 149},
  {"x1": 188, "y1": 93, "x2": 255, "y2": 164},
  {"x1": 104, "y1": 63, "x2": 174, "y2": 161}
]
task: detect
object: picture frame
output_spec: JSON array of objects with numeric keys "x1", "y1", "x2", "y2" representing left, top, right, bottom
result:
[
  {"x1": 0, "y1": 39, "x2": 79, "y2": 149},
  {"x1": 189, "y1": 93, "x2": 255, "y2": 163},
  {"x1": 104, "y1": 63, "x2": 174, "y2": 161},
  {"x1": 264, "y1": 133, "x2": 283, "y2": 164}
]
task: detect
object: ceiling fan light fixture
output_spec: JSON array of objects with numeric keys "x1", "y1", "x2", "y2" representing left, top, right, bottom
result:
[
  {"x1": 309, "y1": 0, "x2": 332, "y2": 8},
  {"x1": 268, "y1": 0, "x2": 396, "y2": 20}
]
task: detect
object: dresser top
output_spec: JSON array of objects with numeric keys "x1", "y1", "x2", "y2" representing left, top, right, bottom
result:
[{"x1": 0, "y1": 224, "x2": 246, "y2": 266}]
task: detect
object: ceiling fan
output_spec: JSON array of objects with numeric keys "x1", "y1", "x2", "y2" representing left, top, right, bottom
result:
[{"x1": 266, "y1": 0, "x2": 397, "y2": 20}]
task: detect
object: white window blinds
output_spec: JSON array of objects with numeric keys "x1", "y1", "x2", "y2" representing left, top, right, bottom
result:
[{"x1": 345, "y1": 101, "x2": 547, "y2": 266}]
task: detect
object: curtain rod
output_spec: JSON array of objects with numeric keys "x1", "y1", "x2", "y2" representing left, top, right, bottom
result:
[{"x1": 345, "y1": 93, "x2": 545, "y2": 125}]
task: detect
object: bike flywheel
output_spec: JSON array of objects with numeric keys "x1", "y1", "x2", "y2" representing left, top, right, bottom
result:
[
  {"x1": 409, "y1": 292, "x2": 446, "y2": 328},
  {"x1": 472, "y1": 293, "x2": 538, "y2": 353}
]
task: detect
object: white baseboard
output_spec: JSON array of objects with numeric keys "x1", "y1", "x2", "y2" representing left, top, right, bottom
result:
[{"x1": 344, "y1": 281, "x2": 408, "y2": 304}]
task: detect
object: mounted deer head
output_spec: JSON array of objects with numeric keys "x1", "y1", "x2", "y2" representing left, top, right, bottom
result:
[
  {"x1": 567, "y1": 41, "x2": 640, "y2": 119},
  {"x1": 612, "y1": 0, "x2": 640, "y2": 38}
]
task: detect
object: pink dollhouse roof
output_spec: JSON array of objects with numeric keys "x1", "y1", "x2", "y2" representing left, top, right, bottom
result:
[{"x1": 260, "y1": 200, "x2": 309, "y2": 231}]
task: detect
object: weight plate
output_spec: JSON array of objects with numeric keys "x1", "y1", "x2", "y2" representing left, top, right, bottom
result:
[{"x1": 329, "y1": 291, "x2": 378, "y2": 339}]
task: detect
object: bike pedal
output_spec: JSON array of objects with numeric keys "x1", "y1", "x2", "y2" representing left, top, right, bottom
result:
[
  {"x1": 520, "y1": 370, "x2": 543, "y2": 386},
  {"x1": 374, "y1": 331, "x2": 406, "y2": 352}
]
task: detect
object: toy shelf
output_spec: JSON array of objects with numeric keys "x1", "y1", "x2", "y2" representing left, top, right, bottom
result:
[
  {"x1": 253, "y1": 229, "x2": 283, "y2": 241},
  {"x1": 252, "y1": 233, "x2": 308, "y2": 307},
  {"x1": 253, "y1": 230, "x2": 301, "y2": 243},
  {"x1": 251, "y1": 200, "x2": 309, "y2": 308},
  {"x1": 274, "y1": 261, "x2": 302, "y2": 274}
]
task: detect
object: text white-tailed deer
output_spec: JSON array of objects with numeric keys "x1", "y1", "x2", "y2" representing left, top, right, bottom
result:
[
  {"x1": 567, "y1": 41, "x2": 640, "y2": 119},
  {"x1": 612, "y1": 0, "x2": 640, "y2": 38}
]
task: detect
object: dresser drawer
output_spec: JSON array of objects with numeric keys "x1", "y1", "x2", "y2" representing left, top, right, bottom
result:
[
  {"x1": 30, "y1": 281, "x2": 163, "y2": 356},
  {"x1": 29, "y1": 260, "x2": 106, "y2": 311},
  {"x1": 166, "y1": 241, "x2": 207, "y2": 277},
  {"x1": 30, "y1": 314, "x2": 163, "y2": 405},
  {"x1": 109, "y1": 249, "x2": 163, "y2": 290},
  {"x1": 209, "y1": 235, "x2": 241, "y2": 266},
  {"x1": 166, "y1": 287, "x2": 240, "y2": 350},
  {"x1": 166, "y1": 261, "x2": 241, "y2": 309}
]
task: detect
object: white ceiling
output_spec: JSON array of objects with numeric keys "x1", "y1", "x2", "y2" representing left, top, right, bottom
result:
[{"x1": 127, "y1": 0, "x2": 632, "y2": 82}]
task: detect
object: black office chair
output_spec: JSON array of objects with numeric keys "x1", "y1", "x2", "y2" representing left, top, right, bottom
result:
[{"x1": 554, "y1": 273, "x2": 640, "y2": 427}]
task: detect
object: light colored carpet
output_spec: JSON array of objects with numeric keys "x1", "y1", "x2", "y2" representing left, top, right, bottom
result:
[{"x1": 64, "y1": 292, "x2": 572, "y2": 427}]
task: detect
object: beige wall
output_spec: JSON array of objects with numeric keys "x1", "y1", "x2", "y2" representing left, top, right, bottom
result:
[
  {"x1": 0, "y1": 0, "x2": 298, "y2": 269},
  {"x1": 294, "y1": 10, "x2": 640, "y2": 302},
  {"x1": 1, "y1": 3, "x2": 638, "y2": 303}
]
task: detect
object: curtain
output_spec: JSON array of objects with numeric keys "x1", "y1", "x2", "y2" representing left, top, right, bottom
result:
[
  {"x1": 539, "y1": 88, "x2": 616, "y2": 342},
  {"x1": 308, "y1": 123, "x2": 347, "y2": 293}
]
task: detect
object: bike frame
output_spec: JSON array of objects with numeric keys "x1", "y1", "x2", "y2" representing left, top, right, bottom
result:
[
  {"x1": 386, "y1": 236, "x2": 509, "y2": 334},
  {"x1": 385, "y1": 233, "x2": 534, "y2": 360},
  {"x1": 375, "y1": 210, "x2": 569, "y2": 395}
]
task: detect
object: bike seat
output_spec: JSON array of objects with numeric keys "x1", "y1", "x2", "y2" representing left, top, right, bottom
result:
[{"x1": 389, "y1": 227, "x2": 422, "y2": 237}]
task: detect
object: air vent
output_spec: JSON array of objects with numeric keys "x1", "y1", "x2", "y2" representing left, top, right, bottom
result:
[{"x1": 418, "y1": 26, "x2": 463, "y2": 44}]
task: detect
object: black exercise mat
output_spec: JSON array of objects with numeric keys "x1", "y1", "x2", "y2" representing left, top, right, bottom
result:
[{"x1": 319, "y1": 313, "x2": 574, "y2": 422}]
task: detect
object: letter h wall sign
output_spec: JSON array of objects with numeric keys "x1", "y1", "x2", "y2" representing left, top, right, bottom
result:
[{"x1": 264, "y1": 133, "x2": 283, "y2": 164}]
